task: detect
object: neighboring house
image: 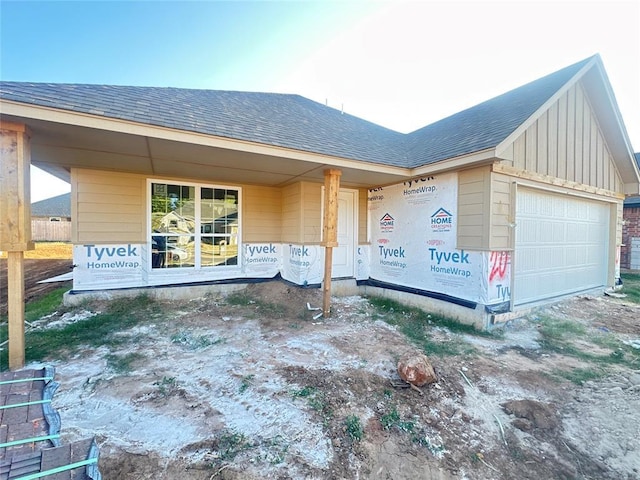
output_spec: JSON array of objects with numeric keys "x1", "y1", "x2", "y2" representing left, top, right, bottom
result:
[
  {"x1": 1, "y1": 54, "x2": 639, "y2": 327},
  {"x1": 30, "y1": 192, "x2": 71, "y2": 241},
  {"x1": 621, "y1": 153, "x2": 640, "y2": 270}
]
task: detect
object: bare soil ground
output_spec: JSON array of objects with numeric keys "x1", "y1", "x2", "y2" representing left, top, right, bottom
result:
[
  {"x1": 19, "y1": 281, "x2": 638, "y2": 480},
  {"x1": 0, "y1": 258, "x2": 72, "y2": 315}
]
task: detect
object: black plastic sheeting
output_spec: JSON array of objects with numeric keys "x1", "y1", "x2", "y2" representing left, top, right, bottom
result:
[
  {"x1": 66, "y1": 273, "x2": 321, "y2": 297},
  {"x1": 68, "y1": 274, "x2": 484, "y2": 311},
  {"x1": 357, "y1": 278, "x2": 477, "y2": 309}
]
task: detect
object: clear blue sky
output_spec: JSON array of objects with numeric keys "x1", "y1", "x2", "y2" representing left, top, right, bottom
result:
[{"x1": 1, "y1": 1, "x2": 639, "y2": 201}]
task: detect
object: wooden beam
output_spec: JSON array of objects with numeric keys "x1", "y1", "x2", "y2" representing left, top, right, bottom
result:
[
  {"x1": 492, "y1": 163, "x2": 624, "y2": 199},
  {"x1": 322, "y1": 169, "x2": 341, "y2": 317},
  {"x1": 1, "y1": 123, "x2": 33, "y2": 370},
  {"x1": 7, "y1": 252, "x2": 25, "y2": 370}
]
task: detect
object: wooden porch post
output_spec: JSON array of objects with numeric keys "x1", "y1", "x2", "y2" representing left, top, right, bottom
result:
[
  {"x1": 322, "y1": 169, "x2": 341, "y2": 317},
  {"x1": 0, "y1": 121, "x2": 34, "y2": 370}
]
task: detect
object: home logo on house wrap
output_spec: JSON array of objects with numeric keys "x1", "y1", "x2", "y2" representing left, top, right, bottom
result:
[
  {"x1": 430, "y1": 208, "x2": 453, "y2": 232},
  {"x1": 379, "y1": 213, "x2": 395, "y2": 232}
]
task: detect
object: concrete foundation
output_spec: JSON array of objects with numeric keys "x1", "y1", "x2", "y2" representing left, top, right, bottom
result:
[{"x1": 64, "y1": 282, "x2": 247, "y2": 306}]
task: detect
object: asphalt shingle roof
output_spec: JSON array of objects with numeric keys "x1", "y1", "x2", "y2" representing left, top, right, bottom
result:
[
  {"x1": 404, "y1": 57, "x2": 592, "y2": 167},
  {"x1": 0, "y1": 84, "x2": 407, "y2": 167},
  {"x1": 0, "y1": 56, "x2": 594, "y2": 169},
  {"x1": 31, "y1": 192, "x2": 71, "y2": 217}
]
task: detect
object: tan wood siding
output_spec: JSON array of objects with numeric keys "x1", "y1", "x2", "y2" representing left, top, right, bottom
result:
[
  {"x1": 458, "y1": 166, "x2": 515, "y2": 251},
  {"x1": 489, "y1": 173, "x2": 513, "y2": 250},
  {"x1": 302, "y1": 182, "x2": 322, "y2": 244},
  {"x1": 243, "y1": 185, "x2": 281, "y2": 243},
  {"x1": 457, "y1": 166, "x2": 491, "y2": 250},
  {"x1": 73, "y1": 169, "x2": 145, "y2": 243},
  {"x1": 281, "y1": 183, "x2": 302, "y2": 243},
  {"x1": 75, "y1": 168, "x2": 286, "y2": 245},
  {"x1": 358, "y1": 188, "x2": 368, "y2": 244},
  {"x1": 503, "y1": 82, "x2": 623, "y2": 193}
]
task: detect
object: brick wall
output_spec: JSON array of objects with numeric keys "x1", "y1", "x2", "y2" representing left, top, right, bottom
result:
[{"x1": 622, "y1": 206, "x2": 640, "y2": 269}]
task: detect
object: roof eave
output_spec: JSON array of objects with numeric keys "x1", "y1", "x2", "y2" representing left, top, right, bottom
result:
[
  {"x1": 494, "y1": 55, "x2": 640, "y2": 192},
  {"x1": 581, "y1": 60, "x2": 640, "y2": 188},
  {"x1": 0, "y1": 99, "x2": 412, "y2": 178},
  {"x1": 495, "y1": 56, "x2": 599, "y2": 159},
  {"x1": 410, "y1": 148, "x2": 497, "y2": 177}
]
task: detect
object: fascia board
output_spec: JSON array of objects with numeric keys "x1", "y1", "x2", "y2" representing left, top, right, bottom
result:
[
  {"x1": 583, "y1": 64, "x2": 640, "y2": 184},
  {"x1": 495, "y1": 56, "x2": 598, "y2": 159},
  {"x1": 409, "y1": 148, "x2": 496, "y2": 177},
  {"x1": 624, "y1": 183, "x2": 640, "y2": 195},
  {"x1": 0, "y1": 100, "x2": 411, "y2": 177}
]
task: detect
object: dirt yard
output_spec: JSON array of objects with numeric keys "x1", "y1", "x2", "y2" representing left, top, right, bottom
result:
[
  {"x1": 0, "y1": 258, "x2": 72, "y2": 315},
  {"x1": 13, "y1": 278, "x2": 635, "y2": 480}
]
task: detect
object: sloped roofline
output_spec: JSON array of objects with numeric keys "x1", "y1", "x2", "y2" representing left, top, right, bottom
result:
[
  {"x1": 31, "y1": 192, "x2": 71, "y2": 217},
  {"x1": 495, "y1": 54, "x2": 640, "y2": 193},
  {"x1": 1, "y1": 55, "x2": 637, "y2": 189}
]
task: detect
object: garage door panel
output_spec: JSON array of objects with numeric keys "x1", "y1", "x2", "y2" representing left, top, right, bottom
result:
[{"x1": 515, "y1": 188, "x2": 608, "y2": 305}]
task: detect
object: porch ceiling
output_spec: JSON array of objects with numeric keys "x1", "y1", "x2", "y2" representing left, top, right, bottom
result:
[{"x1": 4, "y1": 114, "x2": 412, "y2": 188}]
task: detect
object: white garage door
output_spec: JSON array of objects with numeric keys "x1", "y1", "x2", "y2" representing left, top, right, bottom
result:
[{"x1": 514, "y1": 188, "x2": 609, "y2": 305}]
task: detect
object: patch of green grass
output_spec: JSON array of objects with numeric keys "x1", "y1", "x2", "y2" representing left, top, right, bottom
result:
[
  {"x1": 423, "y1": 338, "x2": 473, "y2": 357},
  {"x1": 556, "y1": 367, "x2": 605, "y2": 385},
  {"x1": 377, "y1": 399, "x2": 447, "y2": 455},
  {"x1": 105, "y1": 352, "x2": 145, "y2": 374},
  {"x1": 154, "y1": 376, "x2": 178, "y2": 397},
  {"x1": 260, "y1": 435, "x2": 289, "y2": 465},
  {"x1": 414, "y1": 434, "x2": 447, "y2": 457},
  {"x1": 291, "y1": 385, "x2": 333, "y2": 422},
  {"x1": 25, "y1": 286, "x2": 70, "y2": 323},
  {"x1": 215, "y1": 430, "x2": 254, "y2": 463},
  {"x1": 621, "y1": 273, "x2": 640, "y2": 304},
  {"x1": 0, "y1": 287, "x2": 69, "y2": 345},
  {"x1": 170, "y1": 331, "x2": 224, "y2": 349},
  {"x1": 226, "y1": 292, "x2": 255, "y2": 306},
  {"x1": 239, "y1": 374, "x2": 255, "y2": 394},
  {"x1": 344, "y1": 415, "x2": 364, "y2": 442},
  {"x1": 226, "y1": 291, "x2": 286, "y2": 318},
  {"x1": 538, "y1": 316, "x2": 640, "y2": 370},
  {"x1": 1, "y1": 294, "x2": 159, "y2": 370},
  {"x1": 538, "y1": 317, "x2": 586, "y2": 340},
  {"x1": 380, "y1": 406, "x2": 415, "y2": 433},
  {"x1": 291, "y1": 386, "x2": 317, "y2": 398},
  {"x1": 368, "y1": 296, "x2": 482, "y2": 356}
]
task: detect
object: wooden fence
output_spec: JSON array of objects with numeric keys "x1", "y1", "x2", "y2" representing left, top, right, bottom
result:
[{"x1": 31, "y1": 220, "x2": 72, "y2": 241}]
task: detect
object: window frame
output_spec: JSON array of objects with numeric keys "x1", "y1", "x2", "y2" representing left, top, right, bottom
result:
[{"x1": 147, "y1": 179, "x2": 241, "y2": 271}]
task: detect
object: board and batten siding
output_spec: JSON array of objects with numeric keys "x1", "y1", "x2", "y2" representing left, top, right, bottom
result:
[
  {"x1": 500, "y1": 82, "x2": 623, "y2": 193},
  {"x1": 72, "y1": 169, "x2": 145, "y2": 243}
]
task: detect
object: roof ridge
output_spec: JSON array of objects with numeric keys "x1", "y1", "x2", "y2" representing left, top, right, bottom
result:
[{"x1": 408, "y1": 55, "x2": 596, "y2": 137}]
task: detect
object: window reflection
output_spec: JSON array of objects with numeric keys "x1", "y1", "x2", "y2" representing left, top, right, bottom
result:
[{"x1": 151, "y1": 182, "x2": 239, "y2": 269}]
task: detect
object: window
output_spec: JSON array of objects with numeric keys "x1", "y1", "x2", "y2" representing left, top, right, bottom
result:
[{"x1": 150, "y1": 181, "x2": 240, "y2": 269}]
